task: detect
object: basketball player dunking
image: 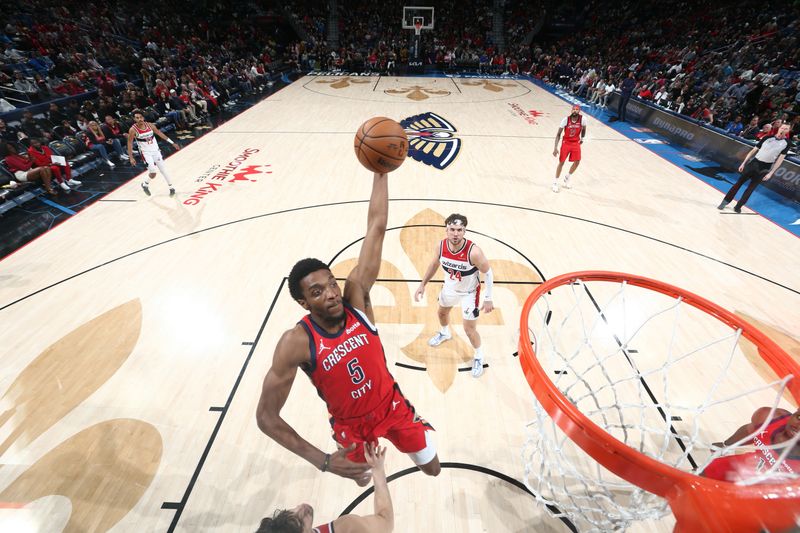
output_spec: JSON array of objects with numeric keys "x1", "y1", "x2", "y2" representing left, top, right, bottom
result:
[
  {"x1": 127, "y1": 109, "x2": 180, "y2": 196},
  {"x1": 552, "y1": 104, "x2": 586, "y2": 192},
  {"x1": 704, "y1": 406, "x2": 800, "y2": 482},
  {"x1": 414, "y1": 213, "x2": 494, "y2": 378},
  {"x1": 256, "y1": 171, "x2": 441, "y2": 485}
]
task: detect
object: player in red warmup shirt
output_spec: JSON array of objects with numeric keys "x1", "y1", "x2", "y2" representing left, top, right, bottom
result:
[
  {"x1": 704, "y1": 406, "x2": 800, "y2": 482},
  {"x1": 256, "y1": 171, "x2": 441, "y2": 486}
]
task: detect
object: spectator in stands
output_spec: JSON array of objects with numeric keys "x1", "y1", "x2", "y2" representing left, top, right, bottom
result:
[
  {"x1": 4, "y1": 43, "x2": 26, "y2": 62},
  {"x1": 155, "y1": 91, "x2": 189, "y2": 131},
  {"x1": 59, "y1": 119, "x2": 80, "y2": 138},
  {"x1": 600, "y1": 80, "x2": 615, "y2": 109},
  {"x1": 27, "y1": 137, "x2": 81, "y2": 192},
  {"x1": 3, "y1": 142, "x2": 56, "y2": 195},
  {"x1": 75, "y1": 114, "x2": 90, "y2": 131},
  {"x1": 725, "y1": 115, "x2": 744, "y2": 137},
  {"x1": 20, "y1": 111, "x2": 53, "y2": 141},
  {"x1": 13, "y1": 72, "x2": 39, "y2": 102},
  {"x1": 84, "y1": 120, "x2": 126, "y2": 168},
  {"x1": 0, "y1": 119, "x2": 23, "y2": 143},
  {"x1": 168, "y1": 89, "x2": 198, "y2": 125},
  {"x1": 48, "y1": 103, "x2": 68, "y2": 125},
  {"x1": 754, "y1": 123, "x2": 773, "y2": 140},
  {"x1": 103, "y1": 115, "x2": 127, "y2": 142}
]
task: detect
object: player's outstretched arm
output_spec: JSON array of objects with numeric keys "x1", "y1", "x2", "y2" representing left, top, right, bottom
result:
[
  {"x1": 414, "y1": 244, "x2": 441, "y2": 302},
  {"x1": 151, "y1": 123, "x2": 180, "y2": 150},
  {"x1": 256, "y1": 327, "x2": 371, "y2": 481},
  {"x1": 334, "y1": 443, "x2": 394, "y2": 533},
  {"x1": 345, "y1": 172, "x2": 388, "y2": 319},
  {"x1": 470, "y1": 245, "x2": 494, "y2": 313}
]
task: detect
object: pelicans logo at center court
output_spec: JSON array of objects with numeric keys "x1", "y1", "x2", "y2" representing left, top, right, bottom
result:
[{"x1": 401, "y1": 112, "x2": 461, "y2": 170}]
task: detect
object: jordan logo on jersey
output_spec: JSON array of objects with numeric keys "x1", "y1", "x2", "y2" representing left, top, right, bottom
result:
[{"x1": 319, "y1": 339, "x2": 330, "y2": 354}]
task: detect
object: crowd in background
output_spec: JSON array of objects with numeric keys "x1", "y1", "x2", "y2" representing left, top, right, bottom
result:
[
  {"x1": 4, "y1": 0, "x2": 799, "y2": 157},
  {"x1": 525, "y1": 0, "x2": 800, "y2": 141}
]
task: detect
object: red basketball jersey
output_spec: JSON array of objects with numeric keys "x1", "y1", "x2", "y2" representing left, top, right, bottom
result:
[
  {"x1": 300, "y1": 303, "x2": 395, "y2": 420},
  {"x1": 563, "y1": 114, "x2": 583, "y2": 142},
  {"x1": 313, "y1": 522, "x2": 334, "y2": 533},
  {"x1": 439, "y1": 238, "x2": 479, "y2": 292},
  {"x1": 704, "y1": 415, "x2": 800, "y2": 482}
]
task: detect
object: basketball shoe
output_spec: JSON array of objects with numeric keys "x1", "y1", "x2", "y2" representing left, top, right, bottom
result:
[{"x1": 428, "y1": 331, "x2": 452, "y2": 346}]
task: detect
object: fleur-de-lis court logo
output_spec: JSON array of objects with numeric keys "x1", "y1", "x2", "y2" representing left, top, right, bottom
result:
[
  {"x1": 385, "y1": 85, "x2": 451, "y2": 101},
  {"x1": 316, "y1": 77, "x2": 372, "y2": 89},
  {"x1": 0, "y1": 300, "x2": 162, "y2": 531},
  {"x1": 461, "y1": 79, "x2": 518, "y2": 92},
  {"x1": 331, "y1": 209, "x2": 543, "y2": 392}
]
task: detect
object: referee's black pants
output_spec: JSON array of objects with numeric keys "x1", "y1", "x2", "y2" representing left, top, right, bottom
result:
[{"x1": 723, "y1": 159, "x2": 771, "y2": 208}]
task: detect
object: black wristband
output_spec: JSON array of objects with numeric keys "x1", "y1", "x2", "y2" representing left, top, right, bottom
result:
[{"x1": 320, "y1": 453, "x2": 331, "y2": 472}]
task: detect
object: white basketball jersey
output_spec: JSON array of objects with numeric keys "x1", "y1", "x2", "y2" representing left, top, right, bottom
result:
[
  {"x1": 439, "y1": 238, "x2": 479, "y2": 293},
  {"x1": 133, "y1": 123, "x2": 161, "y2": 154}
]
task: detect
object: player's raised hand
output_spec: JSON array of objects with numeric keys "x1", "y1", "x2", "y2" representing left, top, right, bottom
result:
[
  {"x1": 328, "y1": 444, "x2": 372, "y2": 483},
  {"x1": 364, "y1": 441, "x2": 386, "y2": 472}
]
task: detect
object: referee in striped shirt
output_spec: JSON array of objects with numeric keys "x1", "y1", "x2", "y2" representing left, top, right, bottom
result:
[{"x1": 718, "y1": 124, "x2": 793, "y2": 213}]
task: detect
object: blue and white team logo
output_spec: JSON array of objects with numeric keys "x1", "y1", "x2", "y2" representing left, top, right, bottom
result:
[{"x1": 401, "y1": 112, "x2": 461, "y2": 170}]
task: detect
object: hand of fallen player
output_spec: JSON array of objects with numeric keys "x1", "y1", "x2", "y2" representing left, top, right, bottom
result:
[{"x1": 328, "y1": 444, "x2": 372, "y2": 482}]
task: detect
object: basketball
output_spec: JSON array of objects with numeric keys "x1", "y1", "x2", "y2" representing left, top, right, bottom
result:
[{"x1": 353, "y1": 117, "x2": 408, "y2": 173}]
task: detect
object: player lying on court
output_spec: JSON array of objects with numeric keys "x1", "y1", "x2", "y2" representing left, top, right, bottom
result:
[
  {"x1": 703, "y1": 406, "x2": 800, "y2": 482},
  {"x1": 256, "y1": 442, "x2": 394, "y2": 533},
  {"x1": 256, "y1": 171, "x2": 441, "y2": 486}
]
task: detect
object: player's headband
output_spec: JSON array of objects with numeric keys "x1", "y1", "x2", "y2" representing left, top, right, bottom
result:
[{"x1": 447, "y1": 219, "x2": 465, "y2": 227}]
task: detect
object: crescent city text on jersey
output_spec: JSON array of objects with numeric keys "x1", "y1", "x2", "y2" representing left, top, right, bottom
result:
[{"x1": 320, "y1": 333, "x2": 370, "y2": 372}]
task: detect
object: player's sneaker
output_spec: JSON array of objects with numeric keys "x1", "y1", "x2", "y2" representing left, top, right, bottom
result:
[
  {"x1": 551, "y1": 182, "x2": 560, "y2": 193},
  {"x1": 563, "y1": 176, "x2": 571, "y2": 189},
  {"x1": 169, "y1": 187, "x2": 176, "y2": 196},
  {"x1": 717, "y1": 201, "x2": 728, "y2": 210},
  {"x1": 471, "y1": 358, "x2": 485, "y2": 378},
  {"x1": 734, "y1": 205, "x2": 742, "y2": 213},
  {"x1": 141, "y1": 182, "x2": 151, "y2": 196},
  {"x1": 428, "y1": 331, "x2": 452, "y2": 346}
]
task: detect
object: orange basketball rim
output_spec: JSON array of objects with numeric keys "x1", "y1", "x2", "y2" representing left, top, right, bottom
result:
[{"x1": 518, "y1": 271, "x2": 800, "y2": 533}]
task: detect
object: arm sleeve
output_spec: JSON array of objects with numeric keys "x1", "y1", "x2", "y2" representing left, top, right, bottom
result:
[{"x1": 483, "y1": 268, "x2": 494, "y2": 301}]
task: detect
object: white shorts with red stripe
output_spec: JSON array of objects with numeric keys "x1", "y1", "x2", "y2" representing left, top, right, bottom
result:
[{"x1": 438, "y1": 285, "x2": 481, "y2": 320}]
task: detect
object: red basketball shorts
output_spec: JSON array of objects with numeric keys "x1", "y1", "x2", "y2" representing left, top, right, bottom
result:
[
  {"x1": 559, "y1": 141, "x2": 581, "y2": 163},
  {"x1": 331, "y1": 385, "x2": 433, "y2": 463}
]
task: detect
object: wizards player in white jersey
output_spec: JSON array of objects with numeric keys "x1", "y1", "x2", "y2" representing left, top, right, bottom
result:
[
  {"x1": 126, "y1": 109, "x2": 180, "y2": 196},
  {"x1": 414, "y1": 213, "x2": 494, "y2": 378}
]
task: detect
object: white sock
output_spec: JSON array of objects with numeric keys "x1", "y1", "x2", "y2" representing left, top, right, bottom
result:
[
  {"x1": 474, "y1": 346, "x2": 484, "y2": 361},
  {"x1": 143, "y1": 176, "x2": 152, "y2": 185},
  {"x1": 565, "y1": 173, "x2": 571, "y2": 180},
  {"x1": 440, "y1": 325, "x2": 450, "y2": 336}
]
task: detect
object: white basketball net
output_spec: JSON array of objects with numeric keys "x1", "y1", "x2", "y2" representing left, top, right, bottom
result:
[{"x1": 521, "y1": 278, "x2": 799, "y2": 532}]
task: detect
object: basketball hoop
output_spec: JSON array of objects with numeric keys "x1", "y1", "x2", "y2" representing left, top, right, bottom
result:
[{"x1": 519, "y1": 271, "x2": 800, "y2": 532}]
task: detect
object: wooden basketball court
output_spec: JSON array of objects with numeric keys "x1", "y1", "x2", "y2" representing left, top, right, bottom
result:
[{"x1": 0, "y1": 75, "x2": 798, "y2": 532}]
